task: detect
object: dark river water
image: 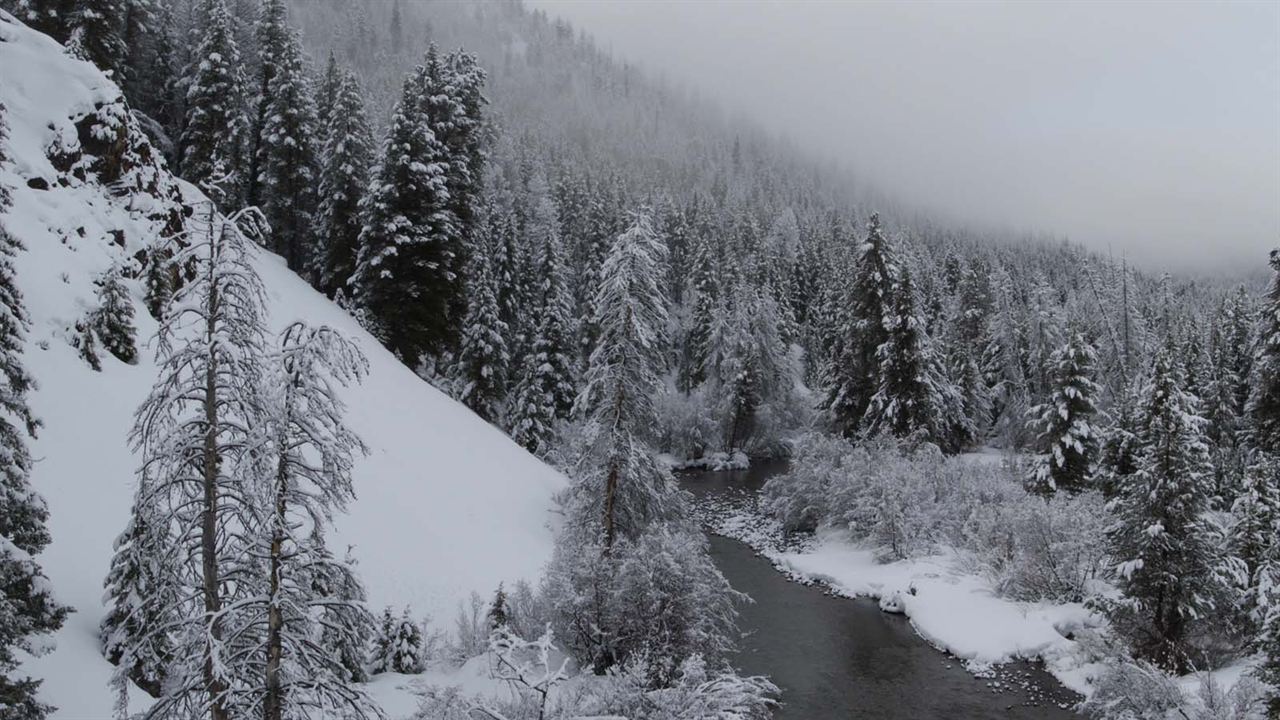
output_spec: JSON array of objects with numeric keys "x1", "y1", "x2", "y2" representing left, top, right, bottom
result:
[{"x1": 680, "y1": 462, "x2": 1080, "y2": 720}]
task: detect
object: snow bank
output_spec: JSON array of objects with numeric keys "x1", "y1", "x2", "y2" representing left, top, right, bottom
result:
[
  {"x1": 773, "y1": 529, "x2": 1102, "y2": 695},
  {"x1": 660, "y1": 450, "x2": 750, "y2": 472},
  {"x1": 0, "y1": 13, "x2": 564, "y2": 717}
]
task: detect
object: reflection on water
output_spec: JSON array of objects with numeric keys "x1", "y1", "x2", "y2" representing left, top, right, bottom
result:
[{"x1": 682, "y1": 462, "x2": 1080, "y2": 720}]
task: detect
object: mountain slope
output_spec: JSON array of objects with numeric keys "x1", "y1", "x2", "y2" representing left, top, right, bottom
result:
[{"x1": 0, "y1": 12, "x2": 565, "y2": 716}]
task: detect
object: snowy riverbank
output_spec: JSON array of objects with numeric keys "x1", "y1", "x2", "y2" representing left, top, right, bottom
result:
[
  {"x1": 695, "y1": 464, "x2": 1268, "y2": 713},
  {"x1": 773, "y1": 530, "x2": 1100, "y2": 696},
  {"x1": 694, "y1": 478, "x2": 1097, "y2": 702}
]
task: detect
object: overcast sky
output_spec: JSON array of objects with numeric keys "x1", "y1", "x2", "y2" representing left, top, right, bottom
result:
[{"x1": 530, "y1": 0, "x2": 1279, "y2": 274}]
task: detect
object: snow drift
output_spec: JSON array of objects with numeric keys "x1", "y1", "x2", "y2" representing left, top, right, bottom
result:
[{"x1": 0, "y1": 12, "x2": 565, "y2": 717}]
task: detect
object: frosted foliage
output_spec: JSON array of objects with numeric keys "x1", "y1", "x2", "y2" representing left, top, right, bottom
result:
[
  {"x1": 1025, "y1": 331, "x2": 1100, "y2": 494},
  {"x1": 564, "y1": 208, "x2": 687, "y2": 546},
  {"x1": 1081, "y1": 660, "x2": 1270, "y2": 720},
  {"x1": 541, "y1": 526, "x2": 742, "y2": 684},
  {"x1": 126, "y1": 203, "x2": 268, "y2": 719},
  {"x1": 1102, "y1": 351, "x2": 1223, "y2": 673},
  {"x1": 763, "y1": 433, "x2": 1112, "y2": 601},
  {"x1": 413, "y1": 648, "x2": 774, "y2": 720}
]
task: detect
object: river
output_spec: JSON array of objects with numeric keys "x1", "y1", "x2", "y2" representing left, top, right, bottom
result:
[{"x1": 680, "y1": 461, "x2": 1080, "y2": 719}]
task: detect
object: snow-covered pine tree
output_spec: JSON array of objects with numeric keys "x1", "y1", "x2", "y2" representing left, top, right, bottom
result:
[
  {"x1": 508, "y1": 219, "x2": 576, "y2": 455},
  {"x1": 952, "y1": 348, "x2": 992, "y2": 443},
  {"x1": 66, "y1": 0, "x2": 128, "y2": 80},
  {"x1": 453, "y1": 240, "x2": 509, "y2": 424},
  {"x1": 0, "y1": 100, "x2": 70, "y2": 720},
  {"x1": 723, "y1": 346, "x2": 761, "y2": 454},
  {"x1": 553, "y1": 171, "x2": 589, "y2": 310},
  {"x1": 529, "y1": 223, "x2": 576, "y2": 420},
  {"x1": 824, "y1": 213, "x2": 894, "y2": 438},
  {"x1": 1025, "y1": 331, "x2": 1100, "y2": 495},
  {"x1": 1023, "y1": 273, "x2": 1065, "y2": 402},
  {"x1": 314, "y1": 69, "x2": 372, "y2": 297},
  {"x1": 982, "y1": 269, "x2": 1033, "y2": 448},
  {"x1": 808, "y1": 223, "x2": 848, "y2": 385},
  {"x1": 707, "y1": 279, "x2": 792, "y2": 455},
  {"x1": 1204, "y1": 311, "x2": 1247, "y2": 503},
  {"x1": 119, "y1": 0, "x2": 162, "y2": 119},
  {"x1": 1228, "y1": 453, "x2": 1280, "y2": 630},
  {"x1": 428, "y1": 47, "x2": 488, "y2": 343},
  {"x1": 1261, "y1": 605, "x2": 1280, "y2": 717},
  {"x1": 388, "y1": 0, "x2": 402, "y2": 54},
  {"x1": 5, "y1": 0, "x2": 72, "y2": 42},
  {"x1": 1222, "y1": 286, "x2": 1255, "y2": 420},
  {"x1": 1098, "y1": 382, "x2": 1142, "y2": 499},
  {"x1": 681, "y1": 232, "x2": 717, "y2": 392},
  {"x1": 1250, "y1": 250, "x2": 1280, "y2": 455},
  {"x1": 954, "y1": 258, "x2": 994, "y2": 351},
  {"x1": 486, "y1": 584, "x2": 508, "y2": 631},
  {"x1": 368, "y1": 608, "x2": 424, "y2": 675},
  {"x1": 574, "y1": 177, "x2": 625, "y2": 363},
  {"x1": 73, "y1": 317, "x2": 102, "y2": 371},
  {"x1": 142, "y1": 245, "x2": 172, "y2": 320},
  {"x1": 252, "y1": 322, "x2": 375, "y2": 720},
  {"x1": 544, "y1": 214, "x2": 749, "y2": 676},
  {"x1": 90, "y1": 263, "x2": 137, "y2": 364},
  {"x1": 100, "y1": 498, "x2": 177, "y2": 698},
  {"x1": 367, "y1": 607, "x2": 394, "y2": 674},
  {"x1": 566, "y1": 208, "x2": 685, "y2": 549},
  {"x1": 488, "y1": 194, "x2": 522, "y2": 340},
  {"x1": 245, "y1": 0, "x2": 288, "y2": 208},
  {"x1": 350, "y1": 59, "x2": 452, "y2": 368},
  {"x1": 308, "y1": 539, "x2": 375, "y2": 683},
  {"x1": 179, "y1": 0, "x2": 249, "y2": 202},
  {"x1": 945, "y1": 260, "x2": 995, "y2": 439},
  {"x1": 862, "y1": 265, "x2": 968, "y2": 452},
  {"x1": 315, "y1": 51, "x2": 340, "y2": 134},
  {"x1": 127, "y1": 202, "x2": 268, "y2": 720},
  {"x1": 254, "y1": 27, "x2": 319, "y2": 273},
  {"x1": 1103, "y1": 350, "x2": 1222, "y2": 673}
]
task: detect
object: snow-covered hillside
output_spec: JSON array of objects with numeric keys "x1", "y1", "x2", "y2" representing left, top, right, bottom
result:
[{"x1": 0, "y1": 12, "x2": 565, "y2": 717}]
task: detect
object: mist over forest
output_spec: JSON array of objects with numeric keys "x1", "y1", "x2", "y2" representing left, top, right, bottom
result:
[{"x1": 0, "y1": 0, "x2": 1278, "y2": 718}]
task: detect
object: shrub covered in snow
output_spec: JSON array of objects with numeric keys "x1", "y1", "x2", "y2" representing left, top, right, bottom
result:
[
  {"x1": 1080, "y1": 659, "x2": 1271, "y2": 720},
  {"x1": 764, "y1": 433, "x2": 1019, "y2": 559},
  {"x1": 1079, "y1": 659, "x2": 1186, "y2": 719},
  {"x1": 654, "y1": 382, "x2": 722, "y2": 462},
  {"x1": 413, "y1": 630, "x2": 776, "y2": 720},
  {"x1": 763, "y1": 432, "x2": 1114, "y2": 600},
  {"x1": 759, "y1": 432, "x2": 855, "y2": 533},
  {"x1": 449, "y1": 590, "x2": 491, "y2": 663},
  {"x1": 1190, "y1": 673, "x2": 1271, "y2": 720},
  {"x1": 655, "y1": 360, "x2": 812, "y2": 465},
  {"x1": 963, "y1": 490, "x2": 1111, "y2": 602},
  {"x1": 541, "y1": 525, "x2": 744, "y2": 685},
  {"x1": 576, "y1": 654, "x2": 778, "y2": 720}
]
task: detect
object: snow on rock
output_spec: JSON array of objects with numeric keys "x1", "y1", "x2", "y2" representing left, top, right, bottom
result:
[
  {"x1": 772, "y1": 529, "x2": 1101, "y2": 695},
  {"x1": 0, "y1": 12, "x2": 565, "y2": 717},
  {"x1": 878, "y1": 589, "x2": 906, "y2": 614}
]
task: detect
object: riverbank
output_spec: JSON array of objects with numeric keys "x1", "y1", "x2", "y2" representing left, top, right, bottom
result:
[
  {"x1": 682, "y1": 463, "x2": 1083, "y2": 718},
  {"x1": 693, "y1": 470, "x2": 1101, "y2": 698},
  {"x1": 772, "y1": 531, "x2": 1100, "y2": 695}
]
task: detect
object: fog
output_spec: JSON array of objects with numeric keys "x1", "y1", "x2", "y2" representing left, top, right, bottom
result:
[{"x1": 531, "y1": 0, "x2": 1279, "y2": 273}]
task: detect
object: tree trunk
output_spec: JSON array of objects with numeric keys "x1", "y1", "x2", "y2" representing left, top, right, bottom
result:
[
  {"x1": 602, "y1": 380, "x2": 626, "y2": 551},
  {"x1": 202, "y1": 215, "x2": 229, "y2": 720},
  {"x1": 263, "y1": 462, "x2": 287, "y2": 720},
  {"x1": 602, "y1": 460, "x2": 618, "y2": 551}
]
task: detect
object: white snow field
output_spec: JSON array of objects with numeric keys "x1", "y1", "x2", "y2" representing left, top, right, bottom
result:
[{"x1": 0, "y1": 12, "x2": 565, "y2": 717}]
